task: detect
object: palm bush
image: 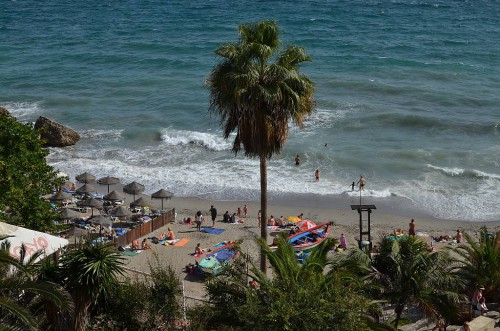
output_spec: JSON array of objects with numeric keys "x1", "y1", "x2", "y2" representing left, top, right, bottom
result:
[
  {"x1": 195, "y1": 237, "x2": 382, "y2": 331},
  {"x1": 372, "y1": 235, "x2": 464, "y2": 328},
  {"x1": 450, "y1": 227, "x2": 500, "y2": 302},
  {"x1": 0, "y1": 237, "x2": 72, "y2": 331},
  {"x1": 60, "y1": 243, "x2": 125, "y2": 330}
]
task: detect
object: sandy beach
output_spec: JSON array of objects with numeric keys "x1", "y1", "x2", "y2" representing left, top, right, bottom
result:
[{"x1": 98, "y1": 193, "x2": 500, "y2": 301}]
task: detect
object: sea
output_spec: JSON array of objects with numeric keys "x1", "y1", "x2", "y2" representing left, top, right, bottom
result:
[{"x1": 1, "y1": 0, "x2": 499, "y2": 222}]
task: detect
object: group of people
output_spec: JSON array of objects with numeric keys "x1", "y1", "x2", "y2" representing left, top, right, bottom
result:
[{"x1": 295, "y1": 155, "x2": 367, "y2": 188}]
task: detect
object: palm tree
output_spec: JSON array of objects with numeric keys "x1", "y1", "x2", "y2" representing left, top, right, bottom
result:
[
  {"x1": 450, "y1": 227, "x2": 500, "y2": 302},
  {"x1": 0, "y1": 237, "x2": 72, "y2": 331},
  {"x1": 208, "y1": 20, "x2": 315, "y2": 273},
  {"x1": 372, "y1": 235, "x2": 464, "y2": 328},
  {"x1": 60, "y1": 243, "x2": 125, "y2": 331}
]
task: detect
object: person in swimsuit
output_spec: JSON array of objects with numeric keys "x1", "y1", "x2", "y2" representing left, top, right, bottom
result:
[
  {"x1": 357, "y1": 175, "x2": 366, "y2": 191},
  {"x1": 315, "y1": 169, "x2": 320, "y2": 182},
  {"x1": 409, "y1": 219, "x2": 416, "y2": 236},
  {"x1": 295, "y1": 154, "x2": 300, "y2": 165}
]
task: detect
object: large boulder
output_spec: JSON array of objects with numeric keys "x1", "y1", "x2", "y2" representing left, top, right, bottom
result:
[
  {"x1": 34, "y1": 116, "x2": 80, "y2": 147},
  {"x1": 0, "y1": 106, "x2": 11, "y2": 117}
]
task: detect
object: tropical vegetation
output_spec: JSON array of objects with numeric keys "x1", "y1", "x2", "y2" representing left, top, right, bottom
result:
[
  {"x1": 0, "y1": 113, "x2": 62, "y2": 232},
  {"x1": 449, "y1": 227, "x2": 500, "y2": 303},
  {"x1": 0, "y1": 236, "x2": 72, "y2": 331},
  {"x1": 208, "y1": 20, "x2": 315, "y2": 272}
]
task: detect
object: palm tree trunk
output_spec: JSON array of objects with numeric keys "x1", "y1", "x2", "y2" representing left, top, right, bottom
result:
[{"x1": 260, "y1": 155, "x2": 268, "y2": 274}]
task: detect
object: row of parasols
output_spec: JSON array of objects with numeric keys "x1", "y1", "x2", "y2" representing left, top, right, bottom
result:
[{"x1": 50, "y1": 172, "x2": 174, "y2": 218}]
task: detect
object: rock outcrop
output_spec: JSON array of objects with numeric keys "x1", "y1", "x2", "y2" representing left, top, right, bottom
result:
[
  {"x1": 34, "y1": 116, "x2": 80, "y2": 147},
  {"x1": 0, "y1": 106, "x2": 11, "y2": 117}
]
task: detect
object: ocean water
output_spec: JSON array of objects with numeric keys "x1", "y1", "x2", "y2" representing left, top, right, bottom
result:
[{"x1": 1, "y1": 0, "x2": 499, "y2": 221}]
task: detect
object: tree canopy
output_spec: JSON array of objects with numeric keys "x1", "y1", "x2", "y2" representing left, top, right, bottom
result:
[
  {"x1": 208, "y1": 20, "x2": 315, "y2": 272},
  {"x1": 0, "y1": 114, "x2": 61, "y2": 231}
]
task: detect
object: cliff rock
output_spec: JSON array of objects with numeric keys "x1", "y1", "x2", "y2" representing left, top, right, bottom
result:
[{"x1": 34, "y1": 116, "x2": 80, "y2": 147}]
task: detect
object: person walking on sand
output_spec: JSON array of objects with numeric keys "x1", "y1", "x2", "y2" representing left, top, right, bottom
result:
[
  {"x1": 357, "y1": 175, "x2": 366, "y2": 191},
  {"x1": 257, "y1": 210, "x2": 261, "y2": 228},
  {"x1": 409, "y1": 219, "x2": 416, "y2": 236},
  {"x1": 295, "y1": 154, "x2": 300, "y2": 166},
  {"x1": 243, "y1": 204, "x2": 248, "y2": 218},
  {"x1": 209, "y1": 205, "x2": 217, "y2": 227},
  {"x1": 315, "y1": 169, "x2": 320, "y2": 182}
]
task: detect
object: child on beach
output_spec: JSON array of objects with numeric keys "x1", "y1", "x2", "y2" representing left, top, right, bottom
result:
[
  {"x1": 243, "y1": 204, "x2": 248, "y2": 218},
  {"x1": 195, "y1": 243, "x2": 208, "y2": 255},
  {"x1": 350, "y1": 181, "x2": 356, "y2": 191},
  {"x1": 195, "y1": 211, "x2": 204, "y2": 231}
]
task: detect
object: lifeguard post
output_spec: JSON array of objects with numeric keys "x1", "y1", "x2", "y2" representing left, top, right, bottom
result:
[{"x1": 351, "y1": 204, "x2": 376, "y2": 250}]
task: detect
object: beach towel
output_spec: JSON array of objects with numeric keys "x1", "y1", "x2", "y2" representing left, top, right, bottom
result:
[
  {"x1": 214, "y1": 242, "x2": 227, "y2": 248},
  {"x1": 164, "y1": 239, "x2": 180, "y2": 245},
  {"x1": 201, "y1": 228, "x2": 225, "y2": 235},
  {"x1": 173, "y1": 238, "x2": 190, "y2": 247}
]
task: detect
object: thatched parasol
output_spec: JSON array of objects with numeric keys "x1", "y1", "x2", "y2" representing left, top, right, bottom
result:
[
  {"x1": 151, "y1": 188, "x2": 174, "y2": 211},
  {"x1": 97, "y1": 176, "x2": 120, "y2": 193}
]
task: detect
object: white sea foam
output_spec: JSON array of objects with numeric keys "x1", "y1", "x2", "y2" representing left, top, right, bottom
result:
[
  {"x1": 427, "y1": 164, "x2": 464, "y2": 176},
  {"x1": 160, "y1": 128, "x2": 232, "y2": 151},
  {"x1": 427, "y1": 164, "x2": 500, "y2": 180},
  {"x1": 1, "y1": 101, "x2": 42, "y2": 120}
]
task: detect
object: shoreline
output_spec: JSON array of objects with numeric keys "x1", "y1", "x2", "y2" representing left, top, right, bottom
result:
[{"x1": 66, "y1": 181, "x2": 500, "y2": 301}]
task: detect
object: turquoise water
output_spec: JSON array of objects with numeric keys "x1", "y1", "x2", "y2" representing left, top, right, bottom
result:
[{"x1": 1, "y1": 0, "x2": 499, "y2": 221}]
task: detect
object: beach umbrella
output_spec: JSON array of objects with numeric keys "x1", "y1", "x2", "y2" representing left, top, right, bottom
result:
[
  {"x1": 130, "y1": 197, "x2": 151, "y2": 208},
  {"x1": 76, "y1": 184, "x2": 97, "y2": 195},
  {"x1": 97, "y1": 176, "x2": 120, "y2": 193},
  {"x1": 90, "y1": 215, "x2": 112, "y2": 238},
  {"x1": 111, "y1": 206, "x2": 132, "y2": 218},
  {"x1": 151, "y1": 188, "x2": 174, "y2": 211},
  {"x1": 76, "y1": 172, "x2": 96, "y2": 183},
  {"x1": 286, "y1": 216, "x2": 301, "y2": 223},
  {"x1": 123, "y1": 181, "x2": 145, "y2": 201},
  {"x1": 103, "y1": 190, "x2": 125, "y2": 202},
  {"x1": 49, "y1": 191, "x2": 73, "y2": 202},
  {"x1": 58, "y1": 207, "x2": 81, "y2": 225},
  {"x1": 297, "y1": 220, "x2": 317, "y2": 231},
  {"x1": 80, "y1": 197, "x2": 103, "y2": 217},
  {"x1": 58, "y1": 207, "x2": 80, "y2": 219}
]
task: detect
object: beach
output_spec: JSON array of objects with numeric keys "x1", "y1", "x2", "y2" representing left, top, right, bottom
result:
[{"x1": 104, "y1": 193, "x2": 500, "y2": 301}]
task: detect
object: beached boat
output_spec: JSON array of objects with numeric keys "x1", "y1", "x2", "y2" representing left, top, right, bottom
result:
[
  {"x1": 197, "y1": 242, "x2": 239, "y2": 276},
  {"x1": 287, "y1": 222, "x2": 332, "y2": 252}
]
